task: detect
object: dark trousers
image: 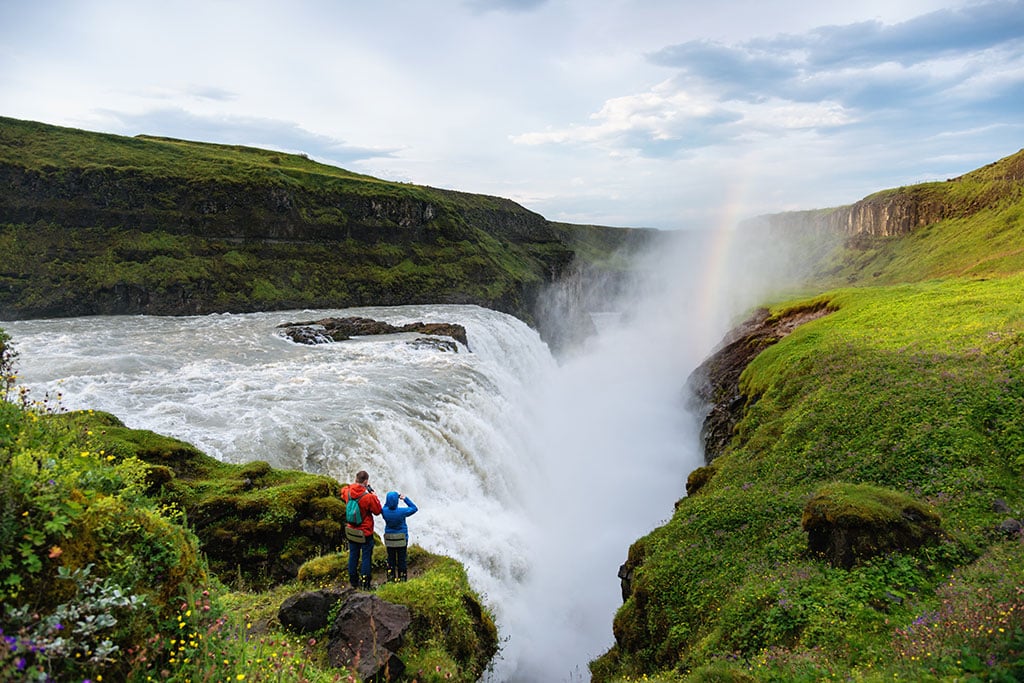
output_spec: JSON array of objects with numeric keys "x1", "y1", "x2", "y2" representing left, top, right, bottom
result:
[
  {"x1": 387, "y1": 546, "x2": 408, "y2": 574},
  {"x1": 348, "y1": 534, "x2": 374, "y2": 579}
]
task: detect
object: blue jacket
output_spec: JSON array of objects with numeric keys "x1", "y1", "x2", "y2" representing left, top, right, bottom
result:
[{"x1": 381, "y1": 491, "x2": 418, "y2": 535}]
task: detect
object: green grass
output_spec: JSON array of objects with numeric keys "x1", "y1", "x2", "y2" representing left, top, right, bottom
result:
[
  {"x1": 0, "y1": 115, "x2": 658, "y2": 323},
  {"x1": 594, "y1": 275, "x2": 1024, "y2": 682}
]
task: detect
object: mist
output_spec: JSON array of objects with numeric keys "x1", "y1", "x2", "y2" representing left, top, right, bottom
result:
[{"x1": 502, "y1": 219, "x2": 833, "y2": 680}]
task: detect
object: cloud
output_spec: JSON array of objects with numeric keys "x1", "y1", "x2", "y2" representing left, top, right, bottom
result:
[
  {"x1": 514, "y1": 0, "x2": 1024, "y2": 162},
  {"x1": 463, "y1": 0, "x2": 548, "y2": 13},
  {"x1": 184, "y1": 85, "x2": 237, "y2": 102},
  {"x1": 97, "y1": 108, "x2": 398, "y2": 165},
  {"x1": 650, "y1": 0, "x2": 1024, "y2": 103},
  {"x1": 511, "y1": 81, "x2": 745, "y2": 156}
]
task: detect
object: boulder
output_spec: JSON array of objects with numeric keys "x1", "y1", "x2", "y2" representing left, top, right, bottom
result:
[
  {"x1": 278, "y1": 589, "x2": 350, "y2": 634},
  {"x1": 802, "y1": 482, "x2": 942, "y2": 568},
  {"x1": 997, "y1": 518, "x2": 1023, "y2": 537},
  {"x1": 685, "y1": 465, "x2": 716, "y2": 497},
  {"x1": 327, "y1": 592, "x2": 412, "y2": 681}
]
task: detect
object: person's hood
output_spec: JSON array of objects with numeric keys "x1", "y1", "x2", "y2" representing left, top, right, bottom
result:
[
  {"x1": 348, "y1": 483, "x2": 369, "y2": 497},
  {"x1": 385, "y1": 491, "x2": 400, "y2": 509}
]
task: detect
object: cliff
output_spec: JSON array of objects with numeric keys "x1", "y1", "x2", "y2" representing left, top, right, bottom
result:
[
  {"x1": 750, "y1": 147, "x2": 1024, "y2": 240},
  {"x1": 0, "y1": 116, "x2": 657, "y2": 342},
  {"x1": 593, "y1": 149, "x2": 1024, "y2": 682}
]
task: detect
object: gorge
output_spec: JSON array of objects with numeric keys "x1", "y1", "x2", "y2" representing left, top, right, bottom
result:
[{"x1": 3, "y1": 117, "x2": 1024, "y2": 682}]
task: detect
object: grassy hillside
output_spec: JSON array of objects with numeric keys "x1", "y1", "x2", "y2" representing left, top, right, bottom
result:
[
  {"x1": 0, "y1": 116, "x2": 653, "y2": 331},
  {"x1": 593, "y1": 153, "x2": 1024, "y2": 681}
]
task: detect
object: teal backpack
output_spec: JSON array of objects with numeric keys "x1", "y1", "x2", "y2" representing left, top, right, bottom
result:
[{"x1": 346, "y1": 491, "x2": 366, "y2": 526}]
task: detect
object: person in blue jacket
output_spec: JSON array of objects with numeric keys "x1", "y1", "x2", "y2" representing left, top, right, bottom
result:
[{"x1": 381, "y1": 491, "x2": 418, "y2": 582}]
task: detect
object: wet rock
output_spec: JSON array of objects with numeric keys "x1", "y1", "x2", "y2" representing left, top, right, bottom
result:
[
  {"x1": 407, "y1": 337, "x2": 459, "y2": 352},
  {"x1": 278, "y1": 316, "x2": 469, "y2": 349},
  {"x1": 686, "y1": 303, "x2": 834, "y2": 464}
]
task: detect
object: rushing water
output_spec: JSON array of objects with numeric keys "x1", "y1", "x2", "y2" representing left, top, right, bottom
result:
[
  {"x1": 3, "y1": 299, "x2": 705, "y2": 680},
  {"x1": 6, "y1": 217, "x2": 800, "y2": 680}
]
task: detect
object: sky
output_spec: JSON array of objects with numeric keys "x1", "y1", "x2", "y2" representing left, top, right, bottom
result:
[{"x1": 1, "y1": 0, "x2": 1022, "y2": 230}]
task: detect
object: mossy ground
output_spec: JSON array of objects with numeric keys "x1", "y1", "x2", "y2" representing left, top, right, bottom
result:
[
  {"x1": 0, "y1": 376, "x2": 496, "y2": 682},
  {"x1": 0, "y1": 116, "x2": 651, "y2": 324},
  {"x1": 594, "y1": 275, "x2": 1024, "y2": 681}
]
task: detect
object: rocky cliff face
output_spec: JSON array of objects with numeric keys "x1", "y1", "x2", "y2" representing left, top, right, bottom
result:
[
  {"x1": 686, "y1": 302, "x2": 834, "y2": 465},
  {"x1": 0, "y1": 117, "x2": 652, "y2": 336},
  {"x1": 758, "y1": 191, "x2": 947, "y2": 238},
  {"x1": 752, "y1": 148, "x2": 1024, "y2": 239}
]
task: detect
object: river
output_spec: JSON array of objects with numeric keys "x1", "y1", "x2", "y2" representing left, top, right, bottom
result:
[{"x1": 2, "y1": 228, "x2": 780, "y2": 680}]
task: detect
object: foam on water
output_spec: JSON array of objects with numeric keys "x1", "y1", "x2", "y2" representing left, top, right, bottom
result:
[{"x1": 3, "y1": 301, "x2": 704, "y2": 681}]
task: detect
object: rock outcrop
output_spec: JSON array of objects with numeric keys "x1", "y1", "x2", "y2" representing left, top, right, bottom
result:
[
  {"x1": 327, "y1": 593, "x2": 411, "y2": 681},
  {"x1": 802, "y1": 482, "x2": 943, "y2": 568},
  {"x1": 751, "y1": 148, "x2": 1024, "y2": 241},
  {"x1": 277, "y1": 316, "x2": 469, "y2": 349},
  {"x1": 686, "y1": 303, "x2": 834, "y2": 464},
  {"x1": 279, "y1": 589, "x2": 412, "y2": 681}
]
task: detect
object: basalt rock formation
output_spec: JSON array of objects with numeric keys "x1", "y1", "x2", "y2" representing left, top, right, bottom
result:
[
  {"x1": 751, "y1": 147, "x2": 1024, "y2": 240},
  {"x1": 686, "y1": 302, "x2": 834, "y2": 465},
  {"x1": 277, "y1": 315, "x2": 469, "y2": 349}
]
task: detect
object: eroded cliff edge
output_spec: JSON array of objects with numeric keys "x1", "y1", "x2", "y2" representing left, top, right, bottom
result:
[{"x1": 685, "y1": 302, "x2": 835, "y2": 469}]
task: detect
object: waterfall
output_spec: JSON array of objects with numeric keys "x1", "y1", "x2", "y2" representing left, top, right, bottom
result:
[{"x1": 8, "y1": 221, "x2": 788, "y2": 680}]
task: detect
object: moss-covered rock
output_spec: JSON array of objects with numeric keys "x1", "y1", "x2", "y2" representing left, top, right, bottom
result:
[
  {"x1": 57, "y1": 410, "x2": 350, "y2": 587},
  {"x1": 802, "y1": 482, "x2": 943, "y2": 568},
  {"x1": 685, "y1": 465, "x2": 716, "y2": 497}
]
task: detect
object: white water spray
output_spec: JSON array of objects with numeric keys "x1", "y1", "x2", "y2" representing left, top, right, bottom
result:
[{"x1": 2, "y1": 224, "x2": 805, "y2": 680}]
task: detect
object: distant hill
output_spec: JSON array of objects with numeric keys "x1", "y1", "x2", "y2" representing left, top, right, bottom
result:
[
  {"x1": 748, "y1": 147, "x2": 1024, "y2": 285},
  {"x1": 0, "y1": 116, "x2": 656, "y2": 339}
]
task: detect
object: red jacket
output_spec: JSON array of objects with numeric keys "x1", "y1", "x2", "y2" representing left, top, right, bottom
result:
[{"x1": 341, "y1": 483, "x2": 382, "y2": 537}]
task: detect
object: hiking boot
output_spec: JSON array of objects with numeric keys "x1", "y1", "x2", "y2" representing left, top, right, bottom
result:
[
  {"x1": 360, "y1": 575, "x2": 373, "y2": 591},
  {"x1": 348, "y1": 573, "x2": 359, "y2": 589}
]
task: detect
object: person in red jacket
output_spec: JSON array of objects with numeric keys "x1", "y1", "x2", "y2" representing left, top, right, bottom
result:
[{"x1": 340, "y1": 470, "x2": 383, "y2": 589}]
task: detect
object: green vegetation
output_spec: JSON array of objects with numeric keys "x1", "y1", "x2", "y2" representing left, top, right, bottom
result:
[
  {"x1": 0, "y1": 116, "x2": 649, "y2": 325},
  {"x1": 0, "y1": 337, "x2": 496, "y2": 681},
  {"x1": 813, "y1": 149, "x2": 1024, "y2": 287},
  {"x1": 594, "y1": 181, "x2": 1024, "y2": 683}
]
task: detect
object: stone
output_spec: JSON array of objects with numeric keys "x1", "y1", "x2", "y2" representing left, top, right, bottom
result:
[
  {"x1": 802, "y1": 482, "x2": 942, "y2": 569},
  {"x1": 997, "y1": 518, "x2": 1023, "y2": 537},
  {"x1": 278, "y1": 589, "x2": 349, "y2": 634},
  {"x1": 327, "y1": 592, "x2": 412, "y2": 681},
  {"x1": 277, "y1": 316, "x2": 469, "y2": 349}
]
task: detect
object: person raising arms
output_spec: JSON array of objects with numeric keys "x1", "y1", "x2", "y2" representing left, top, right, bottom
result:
[{"x1": 381, "y1": 491, "x2": 418, "y2": 582}]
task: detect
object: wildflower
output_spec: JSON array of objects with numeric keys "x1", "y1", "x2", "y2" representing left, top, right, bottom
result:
[{"x1": 49, "y1": 546, "x2": 62, "y2": 559}]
